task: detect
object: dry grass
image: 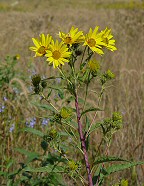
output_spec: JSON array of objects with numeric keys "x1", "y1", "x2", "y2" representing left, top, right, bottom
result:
[{"x1": 0, "y1": 0, "x2": 144, "y2": 185}]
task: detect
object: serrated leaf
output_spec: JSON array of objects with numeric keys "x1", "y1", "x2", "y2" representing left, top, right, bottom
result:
[
  {"x1": 94, "y1": 156, "x2": 130, "y2": 165},
  {"x1": 81, "y1": 107, "x2": 103, "y2": 116},
  {"x1": 23, "y1": 165, "x2": 63, "y2": 173},
  {"x1": 22, "y1": 127, "x2": 44, "y2": 137},
  {"x1": 105, "y1": 161, "x2": 144, "y2": 175}
]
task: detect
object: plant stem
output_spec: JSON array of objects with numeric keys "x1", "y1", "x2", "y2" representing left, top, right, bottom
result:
[{"x1": 75, "y1": 92, "x2": 93, "y2": 186}]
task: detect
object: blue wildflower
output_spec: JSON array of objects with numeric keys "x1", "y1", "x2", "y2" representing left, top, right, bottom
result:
[
  {"x1": 9, "y1": 124, "x2": 15, "y2": 132},
  {"x1": 42, "y1": 118, "x2": 50, "y2": 126},
  {"x1": 3, "y1": 97, "x2": 8, "y2": 101},
  {"x1": 56, "y1": 78, "x2": 61, "y2": 84},
  {"x1": 26, "y1": 117, "x2": 36, "y2": 128},
  {"x1": 0, "y1": 105, "x2": 5, "y2": 113}
]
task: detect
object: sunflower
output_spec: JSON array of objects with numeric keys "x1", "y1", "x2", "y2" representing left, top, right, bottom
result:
[
  {"x1": 83, "y1": 26, "x2": 105, "y2": 55},
  {"x1": 59, "y1": 26, "x2": 84, "y2": 46},
  {"x1": 45, "y1": 40, "x2": 71, "y2": 68},
  {"x1": 29, "y1": 34, "x2": 52, "y2": 57},
  {"x1": 99, "y1": 28, "x2": 117, "y2": 51}
]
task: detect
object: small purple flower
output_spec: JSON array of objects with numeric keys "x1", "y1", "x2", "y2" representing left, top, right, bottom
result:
[
  {"x1": 25, "y1": 117, "x2": 36, "y2": 128},
  {"x1": 9, "y1": 124, "x2": 15, "y2": 132},
  {"x1": 0, "y1": 105, "x2": 5, "y2": 113},
  {"x1": 3, "y1": 97, "x2": 8, "y2": 101},
  {"x1": 29, "y1": 117, "x2": 36, "y2": 128},
  {"x1": 56, "y1": 78, "x2": 61, "y2": 84},
  {"x1": 42, "y1": 118, "x2": 50, "y2": 126}
]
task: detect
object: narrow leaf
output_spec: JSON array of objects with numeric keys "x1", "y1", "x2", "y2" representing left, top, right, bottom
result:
[
  {"x1": 32, "y1": 102, "x2": 55, "y2": 112},
  {"x1": 24, "y1": 165, "x2": 63, "y2": 173},
  {"x1": 94, "y1": 156, "x2": 130, "y2": 165},
  {"x1": 15, "y1": 148, "x2": 40, "y2": 159},
  {"x1": 81, "y1": 107, "x2": 103, "y2": 116},
  {"x1": 106, "y1": 161, "x2": 144, "y2": 175},
  {"x1": 22, "y1": 127, "x2": 44, "y2": 137}
]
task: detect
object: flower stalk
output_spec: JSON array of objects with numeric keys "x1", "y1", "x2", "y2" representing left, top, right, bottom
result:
[{"x1": 75, "y1": 91, "x2": 93, "y2": 186}]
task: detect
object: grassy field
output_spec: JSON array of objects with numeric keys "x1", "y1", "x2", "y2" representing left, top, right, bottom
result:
[{"x1": 0, "y1": 0, "x2": 144, "y2": 185}]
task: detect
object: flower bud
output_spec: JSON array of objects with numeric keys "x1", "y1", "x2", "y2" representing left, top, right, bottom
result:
[
  {"x1": 88, "y1": 60, "x2": 100, "y2": 76},
  {"x1": 60, "y1": 107, "x2": 72, "y2": 119},
  {"x1": 31, "y1": 74, "x2": 41, "y2": 87}
]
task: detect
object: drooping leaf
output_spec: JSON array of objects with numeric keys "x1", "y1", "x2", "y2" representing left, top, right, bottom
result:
[
  {"x1": 105, "y1": 161, "x2": 144, "y2": 175},
  {"x1": 22, "y1": 127, "x2": 44, "y2": 137},
  {"x1": 81, "y1": 107, "x2": 103, "y2": 116},
  {"x1": 23, "y1": 165, "x2": 63, "y2": 173},
  {"x1": 94, "y1": 156, "x2": 130, "y2": 165},
  {"x1": 32, "y1": 102, "x2": 56, "y2": 112},
  {"x1": 15, "y1": 148, "x2": 40, "y2": 163}
]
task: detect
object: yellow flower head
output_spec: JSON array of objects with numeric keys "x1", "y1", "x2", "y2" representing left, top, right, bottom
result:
[
  {"x1": 83, "y1": 26, "x2": 105, "y2": 55},
  {"x1": 29, "y1": 34, "x2": 52, "y2": 57},
  {"x1": 45, "y1": 40, "x2": 71, "y2": 68},
  {"x1": 100, "y1": 28, "x2": 117, "y2": 51},
  {"x1": 59, "y1": 26, "x2": 84, "y2": 46}
]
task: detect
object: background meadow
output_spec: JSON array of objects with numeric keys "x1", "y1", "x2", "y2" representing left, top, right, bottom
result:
[{"x1": 0, "y1": 0, "x2": 144, "y2": 185}]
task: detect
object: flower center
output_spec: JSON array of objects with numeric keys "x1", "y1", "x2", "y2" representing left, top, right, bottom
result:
[
  {"x1": 52, "y1": 50, "x2": 61, "y2": 60},
  {"x1": 64, "y1": 36, "x2": 72, "y2": 44},
  {"x1": 87, "y1": 38, "x2": 96, "y2": 47},
  {"x1": 38, "y1": 46, "x2": 46, "y2": 55}
]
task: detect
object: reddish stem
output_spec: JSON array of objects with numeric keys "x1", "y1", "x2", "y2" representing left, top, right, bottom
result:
[{"x1": 75, "y1": 93, "x2": 93, "y2": 186}]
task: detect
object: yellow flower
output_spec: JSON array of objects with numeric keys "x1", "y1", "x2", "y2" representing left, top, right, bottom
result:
[
  {"x1": 59, "y1": 26, "x2": 84, "y2": 46},
  {"x1": 100, "y1": 28, "x2": 117, "y2": 51},
  {"x1": 83, "y1": 26, "x2": 105, "y2": 55},
  {"x1": 29, "y1": 34, "x2": 52, "y2": 57},
  {"x1": 45, "y1": 40, "x2": 71, "y2": 68}
]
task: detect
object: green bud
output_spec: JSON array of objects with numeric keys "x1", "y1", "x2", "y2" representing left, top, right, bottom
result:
[
  {"x1": 53, "y1": 113, "x2": 62, "y2": 123},
  {"x1": 49, "y1": 129, "x2": 57, "y2": 139},
  {"x1": 121, "y1": 179, "x2": 128, "y2": 186},
  {"x1": 32, "y1": 74, "x2": 41, "y2": 87},
  {"x1": 106, "y1": 69, "x2": 115, "y2": 79},
  {"x1": 88, "y1": 60, "x2": 100, "y2": 76},
  {"x1": 112, "y1": 112, "x2": 122, "y2": 122},
  {"x1": 60, "y1": 107, "x2": 72, "y2": 119},
  {"x1": 41, "y1": 81, "x2": 47, "y2": 88},
  {"x1": 67, "y1": 160, "x2": 78, "y2": 171},
  {"x1": 34, "y1": 86, "x2": 40, "y2": 94},
  {"x1": 75, "y1": 49, "x2": 82, "y2": 56},
  {"x1": 41, "y1": 140, "x2": 48, "y2": 151},
  {"x1": 100, "y1": 69, "x2": 115, "y2": 84}
]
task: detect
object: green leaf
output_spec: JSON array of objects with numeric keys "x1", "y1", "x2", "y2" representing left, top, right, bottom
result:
[
  {"x1": 105, "y1": 161, "x2": 144, "y2": 175},
  {"x1": 81, "y1": 107, "x2": 103, "y2": 116},
  {"x1": 23, "y1": 165, "x2": 63, "y2": 173},
  {"x1": 58, "y1": 90, "x2": 64, "y2": 99},
  {"x1": 94, "y1": 156, "x2": 130, "y2": 165},
  {"x1": 6, "y1": 159, "x2": 15, "y2": 170},
  {"x1": 0, "y1": 171, "x2": 7, "y2": 176},
  {"x1": 22, "y1": 127, "x2": 44, "y2": 137},
  {"x1": 15, "y1": 148, "x2": 40, "y2": 163},
  {"x1": 32, "y1": 102, "x2": 55, "y2": 112},
  {"x1": 89, "y1": 122, "x2": 102, "y2": 135}
]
